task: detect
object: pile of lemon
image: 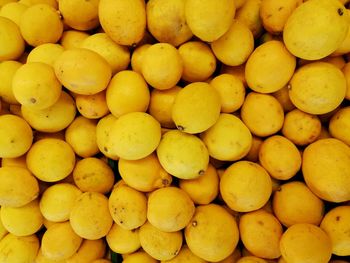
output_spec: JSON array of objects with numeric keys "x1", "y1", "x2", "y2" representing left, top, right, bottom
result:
[{"x1": 0, "y1": 0, "x2": 350, "y2": 262}]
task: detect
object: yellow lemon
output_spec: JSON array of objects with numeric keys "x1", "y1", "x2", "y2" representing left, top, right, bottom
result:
[
  {"x1": 108, "y1": 112, "x2": 161, "y2": 160},
  {"x1": 41, "y1": 222, "x2": 82, "y2": 261},
  {"x1": 54, "y1": 48, "x2": 112, "y2": 95},
  {"x1": 0, "y1": 114, "x2": 33, "y2": 158},
  {"x1": 26, "y1": 138, "x2": 75, "y2": 182},
  {"x1": 272, "y1": 181, "x2": 325, "y2": 227},
  {"x1": 201, "y1": 113, "x2": 252, "y2": 161},
  {"x1": 185, "y1": 0, "x2": 235, "y2": 42},
  {"x1": 239, "y1": 209, "x2": 282, "y2": 259},
  {"x1": 141, "y1": 43, "x2": 183, "y2": 90},
  {"x1": 320, "y1": 206, "x2": 350, "y2": 256},
  {"x1": 20, "y1": 4, "x2": 63, "y2": 47},
  {"x1": 283, "y1": 0, "x2": 349, "y2": 60},
  {"x1": 0, "y1": 60, "x2": 21, "y2": 104},
  {"x1": 146, "y1": 0, "x2": 192, "y2": 46},
  {"x1": 245, "y1": 40, "x2": 296, "y2": 93},
  {"x1": 106, "y1": 70, "x2": 150, "y2": 118},
  {"x1": 289, "y1": 62, "x2": 346, "y2": 115},
  {"x1": 280, "y1": 224, "x2": 332, "y2": 263},
  {"x1": 172, "y1": 82, "x2": 221, "y2": 134},
  {"x1": 26, "y1": 43, "x2": 64, "y2": 66},
  {"x1": 147, "y1": 187, "x2": 195, "y2": 232},
  {"x1": 75, "y1": 91, "x2": 109, "y2": 119},
  {"x1": 106, "y1": 223, "x2": 140, "y2": 254},
  {"x1": 0, "y1": 16, "x2": 25, "y2": 61},
  {"x1": 39, "y1": 183, "x2": 82, "y2": 222},
  {"x1": 302, "y1": 138, "x2": 350, "y2": 202},
  {"x1": 118, "y1": 153, "x2": 172, "y2": 192},
  {"x1": 185, "y1": 204, "x2": 239, "y2": 262},
  {"x1": 12, "y1": 62, "x2": 62, "y2": 109},
  {"x1": 211, "y1": 20, "x2": 254, "y2": 66},
  {"x1": 70, "y1": 192, "x2": 113, "y2": 240},
  {"x1": 139, "y1": 221, "x2": 183, "y2": 261},
  {"x1": 99, "y1": 0, "x2": 146, "y2": 46},
  {"x1": 157, "y1": 130, "x2": 209, "y2": 179},
  {"x1": 220, "y1": 161, "x2": 272, "y2": 212},
  {"x1": 329, "y1": 106, "x2": 350, "y2": 146}
]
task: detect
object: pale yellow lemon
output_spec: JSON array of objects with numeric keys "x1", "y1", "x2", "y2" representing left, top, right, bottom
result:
[
  {"x1": 139, "y1": 221, "x2": 183, "y2": 261},
  {"x1": 109, "y1": 184, "x2": 147, "y2": 230},
  {"x1": 272, "y1": 181, "x2": 325, "y2": 227},
  {"x1": 245, "y1": 40, "x2": 296, "y2": 93},
  {"x1": 141, "y1": 43, "x2": 183, "y2": 90},
  {"x1": 81, "y1": 33, "x2": 130, "y2": 74},
  {"x1": 178, "y1": 41, "x2": 216, "y2": 82},
  {"x1": 241, "y1": 92, "x2": 284, "y2": 137},
  {"x1": 60, "y1": 30, "x2": 90, "y2": 50},
  {"x1": 147, "y1": 187, "x2": 195, "y2": 232},
  {"x1": 211, "y1": 20, "x2": 254, "y2": 66},
  {"x1": 70, "y1": 192, "x2": 113, "y2": 240},
  {"x1": 0, "y1": 60, "x2": 21, "y2": 104},
  {"x1": 26, "y1": 43, "x2": 64, "y2": 66},
  {"x1": 75, "y1": 91, "x2": 109, "y2": 119},
  {"x1": 0, "y1": 17, "x2": 25, "y2": 61},
  {"x1": 66, "y1": 239, "x2": 106, "y2": 263},
  {"x1": 0, "y1": 199, "x2": 43, "y2": 236},
  {"x1": 239, "y1": 209, "x2": 282, "y2": 259},
  {"x1": 282, "y1": 109, "x2": 321, "y2": 146},
  {"x1": 280, "y1": 224, "x2": 332, "y2": 263},
  {"x1": 58, "y1": 0, "x2": 99, "y2": 30},
  {"x1": 12, "y1": 62, "x2": 61, "y2": 109},
  {"x1": 21, "y1": 91, "x2": 76, "y2": 133},
  {"x1": 96, "y1": 114, "x2": 119, "y2": 160},
  {"x1": 259, "y1": 135, "x2": 301, "y2": 180},
  {"x1": 20, "y1": 4, "x2": 63, "y2": 46},
  {"x1": 146, "y1": 0, "x2": 192, "y2": 46},
  {"x1": 0, "y1": 233, "x2": 39, "y2": 263},
  {"x1": 220, "y1": 63, "x2": 247, "y2": 86},
  {"x1": 289, "y1": 62, "x2": 346, "y2": 114},
  {"x1": 0, "y1": 2, "x2": 27, "y2": 27},
  {"x1": 39, "y1": 183, "x2": 82, "y2": 222},
  {"x1": 0, "y1": 167, "x2": 38, "y2": 207},
  {"x1": 220, "y1": 161, "x2": 272, "y2": 212},
  {"x1": 283, "y1": 0, "x2": 349, "y2": 60},
  {"x1": 108, "y1": 112, "x2": 161, "y2": 160},
  {"x1": 73, "y1": 157, "x2": 114, "y2": 194},
  {"x1": 35, "y1": 248, "x2": 66, "y2": 263},
  {"x1": 302, "y1": 138, "x2": 350, "y2": 202},
  {"x1": 157, "y1": 130, "x2": 209, "y2": 179},
  {"x1": 210, "y1": 74, "x2": 245, "y2": 113},
  {"x1": 131, "y1": 44, "x2": 151, "y2": 74},
  {"x1": 118, "y1": 153, "x2": 172, "y2": 192},
  {"x1": 26, "y1": 138, "x2": 75, "y2": 182},
  {"x1": 0, "y1": 114, "x2": 33, "y2": 158},
  {"x1": 106, "y1": 70, "x2": 150, "y2": 118},
  {"x1": 149, "y1": 86, "x2": 181, "y2": 129},
  {"x1": 185, "y1": 0, "x2": 235, "y2": 42},
  {"x1": 260, "y1": 0, "x2": 301, "y2": 34},
  {"x1": 320, "y1": 206, "x2": 350, "y2": 256},
  {"x1": 41, "y1": 222, "x2": 82, "y2": 261},
  {"x1": 99, "y1": 0, "x2": 146, "y2": 46},
  {"x1": 201, "y1": 113, "x2": 252, "y2": 161},
  {"x1": 235, "y1": 0, "x2": 263, "y2": 38},
  {"x1": 185, "y1": 204, "x2": 239, "y2": 262},
  {"x1": 65, "y1": 116, "x2": 99, "y2": 158},
  {"x1": 179, "y1": 163, "x2": 219, "y2": 205},
  {"x1": 106, "y1": 223, "x2": 140, "y2": 254},
  {"x1": 329, "y1": 106, "x2": 350, "y2": 146},
  {"x1": 54, "y1": 48, "x2": 112, "y2": 95},
  {"x1": 172, "y1": 82, "x2": 221, "y2": 134}
]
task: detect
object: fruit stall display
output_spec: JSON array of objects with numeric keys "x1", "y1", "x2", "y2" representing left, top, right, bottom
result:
[{"x1": 0, "y1": 0, "x2": 350, "y2": 262}]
